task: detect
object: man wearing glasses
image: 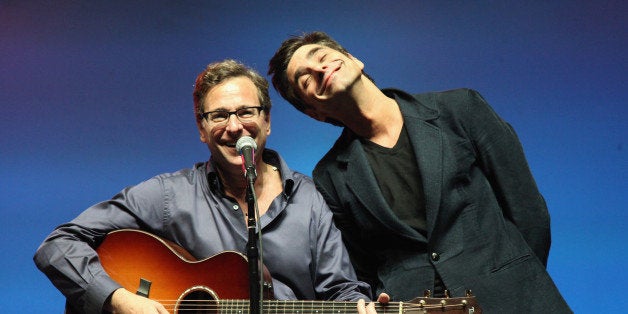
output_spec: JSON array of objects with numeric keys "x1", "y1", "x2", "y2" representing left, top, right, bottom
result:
[{"x1": 34, "y1": 59, "x2": 377, "y2": 313}]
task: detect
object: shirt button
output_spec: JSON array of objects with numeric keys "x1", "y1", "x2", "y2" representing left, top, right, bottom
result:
[
  {"x1": 431, "y1": 252, "x2": 440, "y2": 261},
  {"x1": 232, "y1": 204, "x2": 239, "y2": 210}
]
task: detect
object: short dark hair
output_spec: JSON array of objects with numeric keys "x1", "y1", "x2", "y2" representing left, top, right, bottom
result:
[
  {"x1": 193, "y1": 59, "x2": 270, "y2": 128},
  {"x1": 268, "y1": 31, "x2": 369, "y2": 115}
]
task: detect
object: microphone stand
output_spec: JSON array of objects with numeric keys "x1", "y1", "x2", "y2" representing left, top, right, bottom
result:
[{"x1": 245, "y1": 170, "x2": 262, "y2": 314}]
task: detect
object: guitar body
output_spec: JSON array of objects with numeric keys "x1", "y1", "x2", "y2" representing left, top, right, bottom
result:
[
  {"x1": 98, "y1": 229, "x2": 252, "y2": 300},
  {"x1": 66, "y1": 229, "x2": 481, "y2": 313},
  {"x1": 65, "y1": 229, "x2": 255, "y2": 313}
]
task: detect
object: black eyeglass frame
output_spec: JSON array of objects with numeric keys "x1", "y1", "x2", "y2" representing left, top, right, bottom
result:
[{"x1": 201, "y1": 106, "x2": 266, "y2": 124}]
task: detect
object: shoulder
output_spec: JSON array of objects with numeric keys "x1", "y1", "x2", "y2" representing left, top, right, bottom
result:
[
  {"x1": 403, "y1": 88, "x2": 497, "y2": 127},
  {"x1": 152, "y1": 163, "x2": 204, "y2": 182},
  {"x1": 312, "y1": 129, "x2": 354, "y2": 178},
  {"x1": 283, "y1": 166, "x2": 332, "y2": 219},
  {"x1": 382, "y1": 88, "x2": 489, "y2": 123},
  {"x1": 289, "y1": 168, "x2": 318, "y2": 192},
  {"x1": 384, "y1": 86, "x2": 484, "y2": 105},
  {"x1": 265, "y1": 149, "x2": 324, "y2": 201},
  {"x1": 409, "y1": 88, "x2": 487, "y2": 111},
  {"x1": 264, "y1": 148, "x2": 317, "y2": 192},
  {"x1": 133, "y1": 163, "x2": 205, "y2": 193},
  {"x1": 413, "y1": 87, "x2": 480, "y2": 99}
]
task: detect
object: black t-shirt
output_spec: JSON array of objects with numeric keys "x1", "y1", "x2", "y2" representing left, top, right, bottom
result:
[{"x1": 361, "y1": 124, "x2": 427, "y2": 235}]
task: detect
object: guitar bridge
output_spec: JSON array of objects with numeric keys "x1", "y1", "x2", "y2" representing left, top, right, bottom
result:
[{"x1": 136, "y1": 278, "x2": 152, "y2": 297}]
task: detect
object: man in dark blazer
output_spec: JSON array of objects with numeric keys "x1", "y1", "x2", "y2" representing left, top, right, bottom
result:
[{"x1": 268, "y1": 31, "x2": 571, "y2": 313}]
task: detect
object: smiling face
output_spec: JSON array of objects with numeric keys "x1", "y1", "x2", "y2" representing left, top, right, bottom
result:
[
  {"x1": 198, "y1": 76, "x2": 270, "y2": 172},
  {"x1": 286, "y1": 44, "x2": 364, "y2": 121}
]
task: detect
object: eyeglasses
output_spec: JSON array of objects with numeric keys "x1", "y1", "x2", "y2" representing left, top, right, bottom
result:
[{"x1": 201, "y1": 106, "x2": 265, "y2": 125}]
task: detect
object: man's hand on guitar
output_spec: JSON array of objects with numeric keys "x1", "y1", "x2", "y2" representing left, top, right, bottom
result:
[
  {"x1": 106, "y1": 288, "x2": 169, "y2": 314},
  {"x1": 357, "y1": 292, "x2": 390, "y2": 314}
]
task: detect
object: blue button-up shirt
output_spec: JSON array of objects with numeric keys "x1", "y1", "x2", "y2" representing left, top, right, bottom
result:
[{"x1": 34, "y1": 149, "x2": 372, "y2": 312}]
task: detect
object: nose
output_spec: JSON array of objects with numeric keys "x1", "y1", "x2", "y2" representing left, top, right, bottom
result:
[
  {"x1": 306, "y1": 63, "x2": 326, "y2": 82},
  {"x1": 315, "y1": 62, "x2": 328, "y2": 72},
  {"x1": 224, "y1": 114, "x2": 244, "y2": 133},
  {"x1": 304, "y1": 58, "x2": 327, "y2": 72}
]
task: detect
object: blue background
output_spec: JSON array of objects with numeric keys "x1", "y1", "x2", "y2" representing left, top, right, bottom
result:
[{"x1": 1, "y1": 1, "x2": 626, "y2": 312}]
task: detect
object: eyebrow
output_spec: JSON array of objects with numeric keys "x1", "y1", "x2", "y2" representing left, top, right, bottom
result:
[
  {"x1": 292, "y1": 46, "x2": 323, "y2": 85},
  {"x1": 205, "y1": 104, "x2": 255, "y2": 113}
]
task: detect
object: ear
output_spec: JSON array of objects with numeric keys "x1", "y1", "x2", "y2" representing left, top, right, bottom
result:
[
  {"x1": 199, "y1": 126, "x2": 209, "y2": 143},
  {"x1": 347, "y1": 53, "x2": 365, "y2": 70},
  {"x1": 199, "y1": 133, "x2": 208, "y2": 143}
]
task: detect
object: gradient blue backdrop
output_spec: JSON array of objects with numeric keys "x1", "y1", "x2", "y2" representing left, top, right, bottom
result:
[{"x1": 1, "y1": 1, "x2": 626, "y2": 312}]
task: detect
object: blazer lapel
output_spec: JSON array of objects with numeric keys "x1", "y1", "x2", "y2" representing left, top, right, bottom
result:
[
  {"x1": 395, "y1": 92, "x2": 442, "y2": 239},
  {"x1": 338, "y1": 132, "x2": 428, "y2": 243}
]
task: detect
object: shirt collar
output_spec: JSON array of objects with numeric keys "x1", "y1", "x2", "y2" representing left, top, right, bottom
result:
[{"x1": 205, "y1": 149, "x2": 295, "y2": 197}]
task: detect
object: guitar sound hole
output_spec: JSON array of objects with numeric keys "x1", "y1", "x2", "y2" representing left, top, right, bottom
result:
[{"x1": 176, "y1": 286, "x2": 218, "y2": 314}]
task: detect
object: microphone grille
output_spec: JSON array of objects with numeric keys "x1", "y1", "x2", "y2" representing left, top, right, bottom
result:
[{"x1": 235, "y1": 136, "x2": 257, "y2": 152}]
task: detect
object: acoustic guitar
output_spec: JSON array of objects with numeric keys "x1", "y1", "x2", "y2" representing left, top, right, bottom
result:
[{"x1": 66, "y1": 229, "x2": 481, "y2": 313}]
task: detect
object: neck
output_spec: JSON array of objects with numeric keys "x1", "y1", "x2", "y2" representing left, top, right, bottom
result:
[
  {"x1": 342, "y1": 77, "x2": 403, "y2": 144},
  {"x1": 218, "y1": 160, "x2": 272, "y2": 200}
]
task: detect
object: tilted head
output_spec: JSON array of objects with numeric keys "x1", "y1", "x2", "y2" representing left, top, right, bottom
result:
[{"x1": 269, "y1": 32, "x2": 363, "y2": 110}]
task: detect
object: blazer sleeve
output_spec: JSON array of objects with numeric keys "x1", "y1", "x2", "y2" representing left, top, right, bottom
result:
[{"x1": 457, "y1": 89, "x2": 551, "y2": 265}]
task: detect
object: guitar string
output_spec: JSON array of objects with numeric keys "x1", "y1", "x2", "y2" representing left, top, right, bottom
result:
[
  {"x1": 143, "y1": 299, "x2": 471, "y2": 313},
  {"x1": 157, "y1": 308, "x2": 469, "y2": 313}
]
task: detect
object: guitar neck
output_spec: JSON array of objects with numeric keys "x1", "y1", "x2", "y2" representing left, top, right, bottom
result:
[
  {"x1": 222, "y1": 300, "x2": 394, "y2": 313},
  {"x1": 213, "y1": 299, "x2": 477, "y2": 313}
]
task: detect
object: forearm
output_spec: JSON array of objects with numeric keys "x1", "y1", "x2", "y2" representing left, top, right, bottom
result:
[
  {"x1": 33, "y1": 182, "x2": 161, "y2": 311},
  {"x1": 315, "y1": 207, "x2": 373, "y2": 301},
  {"x1": 34, "y1": 235, "x2": 122, "y2": 312}
]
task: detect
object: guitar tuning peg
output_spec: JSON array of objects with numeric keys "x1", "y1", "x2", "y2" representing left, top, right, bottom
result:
[
  {"x1": 444, "y1": 290, "x2": 450, "y2": 298},
  {"x1": 423, "y1": 289, "x2": 432, "y2": 297}
]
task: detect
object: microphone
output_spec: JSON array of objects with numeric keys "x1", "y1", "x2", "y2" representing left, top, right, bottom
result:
[{"x1": 236, "y1": 136, "x2": 257, "y2": 182}]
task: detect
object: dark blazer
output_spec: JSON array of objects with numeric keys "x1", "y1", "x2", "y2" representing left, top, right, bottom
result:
[{"x1": 313, "y1": 88, "x2": 571, "y2": 313}]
